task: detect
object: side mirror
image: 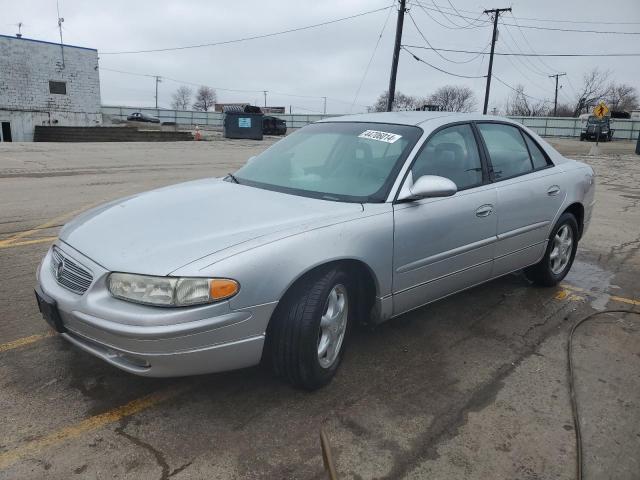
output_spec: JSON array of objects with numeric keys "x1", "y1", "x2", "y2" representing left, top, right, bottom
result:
[{"x1": 397, "y1": 175, "x2": 457, "y2": 201}]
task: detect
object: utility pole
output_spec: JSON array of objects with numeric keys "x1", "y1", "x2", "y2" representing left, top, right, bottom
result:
[
  {"x1": 322, "y1": 96, "x2": 327, "y2": 115},
  {"x1": 482, "y1": 7, "x2": 511, "y2": 114},
  {"x1": 263, "y1": 90, "x2": 268, "y2": 108},
  {"x1": 154, "y1": 76, "x2": 161, "y2": 109},
  {"x1": 386, "y1": 0, "x2": 407, "y2": 112},
  {"x1": 549, "y1": 73, "x2": 566, "y2": 116}
]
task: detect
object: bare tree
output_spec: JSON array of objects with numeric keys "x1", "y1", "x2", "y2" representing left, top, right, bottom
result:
[
  {"x1": 505, "y1": 84, "x2": 549, "y2": 116},
  {"x1": 192, "y1": 86, "x2": 217, "y2": 111},
  {"x1": 171, "y1": 86, "x2": 193, "y2": 110},
  {"x1": 372, "y1": 91, "x2": 423, "y2": 112},
  {"x1": 428, "y1": 85, "x2": 477, "y2": 112},
  {"x1": 607, "y1": 83, "x2": 639, "y2": 112},
  {"x1": 571, "y1": 68, "x2": 611, "y2": 116},
  {"x1": 554, "y1": 103, "x2": 574, "y2": 117}
]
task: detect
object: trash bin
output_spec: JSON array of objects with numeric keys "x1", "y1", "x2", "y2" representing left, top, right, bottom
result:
[{"x1": 223, "y1": 105, "x2": 263, "y2": 140}]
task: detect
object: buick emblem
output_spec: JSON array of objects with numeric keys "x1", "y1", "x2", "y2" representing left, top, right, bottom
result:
[{"x1": 55, "y1": 259, "x2": 65, "y2": 280}]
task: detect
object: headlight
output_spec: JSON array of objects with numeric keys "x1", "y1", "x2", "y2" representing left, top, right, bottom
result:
[{"x1": 107, "y1": 273, "x2": 239, "y2": 307}]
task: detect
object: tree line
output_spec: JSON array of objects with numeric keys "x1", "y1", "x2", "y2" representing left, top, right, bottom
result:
[
  {"x1": 371, "y1": 85, "x2": 477, "y2": 113},
  {"x1": 171, "y1": 68, "x2": 637, "y2": 117},
  {"x1": 370, "y1": 68, "x2": 638, "y2": 117}
]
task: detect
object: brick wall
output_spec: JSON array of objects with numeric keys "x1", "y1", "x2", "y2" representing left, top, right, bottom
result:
[{"x1": 0, "y1": 35, "x2": 101, "y2": 113}]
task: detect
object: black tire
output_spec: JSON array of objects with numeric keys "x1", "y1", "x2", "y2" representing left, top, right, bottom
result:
[
  {"x1": 525, "y1": 212, "x2": 579, "y2": 287},
  {"x1": 267, "y1": 267, "x2": 353, "y2": 390}
]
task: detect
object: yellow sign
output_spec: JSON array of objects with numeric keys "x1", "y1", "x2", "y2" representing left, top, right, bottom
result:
[{"x1": 593, "y1": 101, "x2": 609, "y2": 118}]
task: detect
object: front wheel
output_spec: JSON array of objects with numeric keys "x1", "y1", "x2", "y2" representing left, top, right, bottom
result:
[
  {"x1": 268, "y1": 268, "x2": 352, "y2": 390},
  {"x1": 525, "y1": 213, "x2": 579, "y2": 286}
]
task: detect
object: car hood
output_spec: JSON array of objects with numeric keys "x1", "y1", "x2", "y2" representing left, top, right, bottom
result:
[{"x1": 60, "y1": 178, "x2": 364, "y2": 275}]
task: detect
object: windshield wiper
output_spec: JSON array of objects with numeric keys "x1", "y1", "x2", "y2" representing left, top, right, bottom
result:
[{"x1": 226, "y1": 173, "x2": 240, "y2": 184}]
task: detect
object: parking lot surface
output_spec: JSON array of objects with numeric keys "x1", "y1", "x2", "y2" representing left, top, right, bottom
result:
[{"x1": 1, "y1": 139, "x2": 638, "y2": 479}]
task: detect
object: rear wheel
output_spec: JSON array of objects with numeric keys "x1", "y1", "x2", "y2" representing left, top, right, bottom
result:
[
  {"x1": 268, "y1": 267, "x2": 352, "y2": 390},
  {"x1": 525, "y1": 212, "x2": 578, "y2": 286}
]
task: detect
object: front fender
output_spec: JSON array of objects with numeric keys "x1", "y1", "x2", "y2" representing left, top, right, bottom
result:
[{"x1": 172, "y1": 203, "x2": 394, "y2": 313}]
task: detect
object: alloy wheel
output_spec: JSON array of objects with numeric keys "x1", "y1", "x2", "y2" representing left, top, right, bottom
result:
[
  {"x1": 317, "y1": 284, "x2": 348, "y2": 369},
  {"x1": 550, "y1": 224, "x2": 573, "y2": 275}
]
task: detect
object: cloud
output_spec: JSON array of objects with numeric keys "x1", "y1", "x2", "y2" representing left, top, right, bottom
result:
[{"x1": 3, "y1": 0, "x2": 639, "y2": 113}]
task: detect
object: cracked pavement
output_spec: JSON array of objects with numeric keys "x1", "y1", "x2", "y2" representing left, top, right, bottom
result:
[{"x1": 0, "y1": 138, "x2": 638, "y2": 479}]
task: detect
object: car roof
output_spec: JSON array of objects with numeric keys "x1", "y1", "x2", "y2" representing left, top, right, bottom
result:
[{"x1": 318, "y1": 111, "x2": 521, "y2": 128}]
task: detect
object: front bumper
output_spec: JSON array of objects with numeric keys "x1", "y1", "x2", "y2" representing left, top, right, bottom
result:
[{"x1": 37, "y1": 242, "x2": 277, "y2": 377}]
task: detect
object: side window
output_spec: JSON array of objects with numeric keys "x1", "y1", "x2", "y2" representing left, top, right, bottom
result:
[
  {"x1": 411, "y1": 124, "x2": 483, "y2": 190},
  {"x1": 477, "y1": 123, "x2": 533, "y2": 180},
  {"x1": 523, "y1": 133, "x2": 550, "y2": 170}
]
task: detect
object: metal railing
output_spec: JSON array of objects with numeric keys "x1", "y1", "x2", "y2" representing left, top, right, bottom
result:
[{"x1": 101, "y1": 106, "x2": 640, "y2": 140}]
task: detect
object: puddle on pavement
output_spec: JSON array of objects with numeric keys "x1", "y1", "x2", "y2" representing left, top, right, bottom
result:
[{"x1": 564, "y1": 259, "x2": 617, "y2": 310}]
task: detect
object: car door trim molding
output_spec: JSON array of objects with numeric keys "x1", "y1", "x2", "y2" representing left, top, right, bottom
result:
[
  {"x1": 396, "y1": 235, "x2": 496, "y2": 274},
  {"x1": 394, "y1": 258, "x2": 493, "y2": 294},
  {"x1": 496, "y1": 220, "x2": 550, "y2": 241},
  {"x1": 493, "y1": 239, "x2": 548, "y2": 261}
]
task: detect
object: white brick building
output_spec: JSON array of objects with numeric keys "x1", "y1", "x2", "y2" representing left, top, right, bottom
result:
[{"x1": 0, "y1": 34, "x2": 102, "y2": 141}]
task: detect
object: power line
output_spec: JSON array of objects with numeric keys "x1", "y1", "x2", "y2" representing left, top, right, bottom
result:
[
  {"x1": 509, "y1": 15, "x2": 640, "y2": 26},
  {"x1": 507, "y1": 12, "x2": 559, "y2": 74},
  {"x1": 407, "y1": 11, "x2": 488, "y2": 64},
  {"x1": 499, "y1": 24, "x2": 551, "y2": 77},
  {"x1": 423, "y1": 0, "x2": 488, "y2": 29},
  {"x1": 410, "y1": 2, "x2": 640, "y2": 34},
  {"x1": 100, "y1": 5, "x2": 393, "y2": 55},
  {"x1": 493, "y1": 75, "x2": 550, "y2": 103},
  {"x1": 100, "y1": 67, "x2": 369, "y2": 107},
  {"x1": 401, "y1": 45, "x2": 640, "y2": 57},
  {"x1": 401, "y1": 46, "x2": 486, "y2": 79},
  {"x1": 411, "y1": 1, "x2": 487, "y2": 30},
  {"x1": 501, "y1": 21, "x2": 640, "y2": 35},
  {"x1": 101, "y1": 68, "x2": 262, "y2": 92},
  {"x1": 444, "y1": 0, "x2": 486, "y2": 27},
  {"x1": 411, "y1": 1, "x2": 640, "y2": 25},
  {"x1": 350, "y1": 3, "x2": 395, "y2": 113}
]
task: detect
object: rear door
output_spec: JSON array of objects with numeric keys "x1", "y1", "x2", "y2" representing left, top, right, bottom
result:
[
  {"x1": 392, "y1": 123, "x2": 497, "y2": 315},
  {"x1": 475, "y1": 122, "x2": 565, "y2": 276}
]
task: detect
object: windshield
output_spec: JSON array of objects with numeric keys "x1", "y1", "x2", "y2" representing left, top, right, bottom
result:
[{"x1": 234, "y1": 122, "x2": 422, "y2": 202}]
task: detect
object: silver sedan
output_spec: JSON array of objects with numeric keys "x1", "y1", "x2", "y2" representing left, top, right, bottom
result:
[{"x1": 35, "y1": 112, "x2": 595, "y2": 389}]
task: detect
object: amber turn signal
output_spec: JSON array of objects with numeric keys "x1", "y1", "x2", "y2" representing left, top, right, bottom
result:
[{"x1": 209, "y1": 278, "x2": 239, "y2": 300}]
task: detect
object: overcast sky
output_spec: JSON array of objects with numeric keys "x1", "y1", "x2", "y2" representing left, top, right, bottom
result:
[{"x1": 2, "y1": 0, "x2": 639, "y2": 113}]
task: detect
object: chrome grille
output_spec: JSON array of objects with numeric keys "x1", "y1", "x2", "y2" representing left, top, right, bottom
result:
[{"x1": 50, "y1": 246, "x2": 93, "y2": 294}]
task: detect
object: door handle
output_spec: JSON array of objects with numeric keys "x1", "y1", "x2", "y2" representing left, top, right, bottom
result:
[
  {"x1": 475, "y1": 204, "x2": 493, "y2": 217},
  {"x1": 547, "y1": 185, "x2": 561, "y2": 196}
]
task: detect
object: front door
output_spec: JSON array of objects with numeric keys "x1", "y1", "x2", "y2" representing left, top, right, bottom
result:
[{"x1": 393, "y1": 123, "x2": 497, "y2": 316}]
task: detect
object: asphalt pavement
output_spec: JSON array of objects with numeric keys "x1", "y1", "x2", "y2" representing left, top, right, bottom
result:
[{"x1": 0, "y1": 138, "x2": 638, "y2": 479}]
